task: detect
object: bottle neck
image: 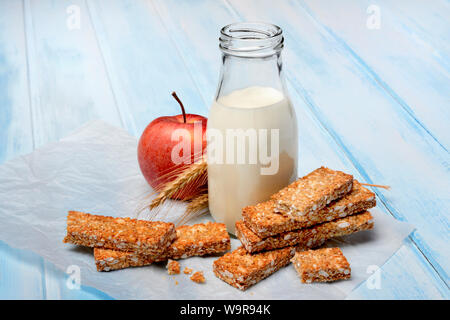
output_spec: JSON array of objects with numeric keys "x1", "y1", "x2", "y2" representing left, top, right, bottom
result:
[
  {"x1": 219, "y1": 22, "x2": 283, "y2": 57},
  {"x1": 215, "y1": 22, "x2": 287, "y2": 101},
  {"x1": 216, "y1": 53, "x2": 285, "y2": 100}
]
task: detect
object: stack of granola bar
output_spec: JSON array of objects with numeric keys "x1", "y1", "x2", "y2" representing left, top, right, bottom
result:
[
  {"x1": 63, "y1": 211, "x2": 231, "y2": 272},
  {"x1": 213, "y1": 167, "x2": 376, "y2": 290}
]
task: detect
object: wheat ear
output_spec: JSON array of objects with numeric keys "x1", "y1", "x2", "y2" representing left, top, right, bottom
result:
[
  {"x1": 149, "y1": 159, "x2": 207, "y2": 210},
  {"x1": 176, "y1": 193, "x2": 209, "y2": 225},
  {"x1": 186, "y1": 193, "x2": 209, "y2": 214}
]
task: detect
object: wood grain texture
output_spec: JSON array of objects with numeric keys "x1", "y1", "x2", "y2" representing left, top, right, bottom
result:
[
  {"x1": 3, "y1": 0, "x2": 207, "y2": 299},
  {"x1": 301, "y1": 0, "x2": 450, "y2": 151},
  {"x1": 224, "y1": 0, "x2": 449, "y2": 286},
  {"x1": 86, "y1": 0, "x2": 207, "y2": 136},
  {"x1": 349, "y1": 240, "x2": 448, "y2": 299},
  {"x1": 0, "y1": 0, "x2": 45, "y2": 300},
  {"x1": 153, "y1": 0, "x2": 447, "y2": 298},
  {"x1": 23, "y1": 0, "x2": 123, "y2": 148},
  {"x1": 43, "y1": 262, "x2": 113, "y2": 300},
  {"x1": 382, "y1": 0, "x2": 450, "y2": 59},
  {"x1": 0, "y1": 0, "x2": 34, "y2": 162},
  {"x1": 11, "y1": 0, "x2": 125, "y2": 299},
  {"x1": 0, "y1": 0, "x2": 447, "y2": 299}
]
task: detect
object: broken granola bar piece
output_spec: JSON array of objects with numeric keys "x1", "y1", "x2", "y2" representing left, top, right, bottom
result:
[
  {"x1": 183, "y1": 267, "x2": 193, "y2": 275},
  {"x1": 168, "y1": 222, "x2": 230, "y2": 259},
  {"x1": 213, "y1": 247, "x2": 295, "y2": 291},
  {"x1": 94, "y1": 222, "x2": 230, "y2": 271},
  {"x1": 190, "y1": 271, "x2": 205, "y2": 283},
  {"x1": 167, "y1": 259, "x2": 180, "y2": 275},
  {"x1": 63, "y1": 211, "x2": 176, "y2": 255},
  {"x1": 243, "y1": 181, "x2": 375, "y2": 238},
  {"x1": 236, "y1": 211, "x2": 374, "y2": 253},
  {"x1": 292, "y1": 247, "x2": 351, "y2": 283},
  {"x1": 93, "y1": 247, "x2": 156, "y2": 272},
  {"x1": 271, "y1": 167, "x2": 353, "y2": 219}
]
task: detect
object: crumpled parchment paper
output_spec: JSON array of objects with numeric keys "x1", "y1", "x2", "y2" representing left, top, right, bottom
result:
[{"x1": 0, "y1": 120, "x2": 414, "y2": 299}]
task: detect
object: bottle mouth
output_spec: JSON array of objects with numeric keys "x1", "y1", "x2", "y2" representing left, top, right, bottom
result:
[{"x1": 219, "y1": 22, "x2": 284, "y2": 57}]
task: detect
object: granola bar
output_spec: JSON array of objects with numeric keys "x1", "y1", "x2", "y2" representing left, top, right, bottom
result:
[
  {"x1": 63, "y1": 211, "x2": 176, "y2": 255},
  {"x1": 94, "y1": 247, "x2": 155, "y2": 272},
  {"x1": 236, "y1": 211, "x2": 374, "y2": 253},
  {"x1": 271, "y1": 167, "x2": 353, "y2": 218},
  {"x1": 292, "y1": 247, "x2": 351, "y2": 283},
  {"x1": 168, "y1": 222, "x2": 230, "y2": 259},
  {"x1": 94, "y1": 222, "x2": 230, "y2": 271},
  {"x1": 213, "y1": 246, "x2": 295, "y2": 291},
  {"x1": 243, "y1": 181, "x2": 375, "y2": 238}
]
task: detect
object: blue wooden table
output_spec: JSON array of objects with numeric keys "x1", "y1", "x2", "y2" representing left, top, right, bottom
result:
[{"x1": 0, "y1": 0, "x2": 449, "y2": 299}]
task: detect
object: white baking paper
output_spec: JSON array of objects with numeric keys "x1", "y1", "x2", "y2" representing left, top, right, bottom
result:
[{"x1": 0, "y1": 120, "x2": 414, "y2": 299}]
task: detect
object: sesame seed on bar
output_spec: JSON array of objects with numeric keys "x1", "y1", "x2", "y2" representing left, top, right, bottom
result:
[
  {"x1": 292, "y1": 247, "x2": 351, "y2": 283},
  {"x1": 63, "y1": 211, "x2": 176, "y2": 256},
  {"x1": 242, "y1": 180, "x2": 375, "y2": 238},
  {"x1": 236, "y1": 211, "x2": 374, "y2": 253},
  {"x1": 94, "y1": 222, "x2": 230, "y2": 271},
  {"x1": 213, "y1": 246, "x2": 295, "y2": 291},
  {"x1": 271, "y1": 167, "x2": 353, "y2": 219}
]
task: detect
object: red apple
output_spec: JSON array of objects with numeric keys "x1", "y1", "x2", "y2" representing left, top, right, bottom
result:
[{"x1": 138, "y1": 92, "x2": 207, "y2": 200}]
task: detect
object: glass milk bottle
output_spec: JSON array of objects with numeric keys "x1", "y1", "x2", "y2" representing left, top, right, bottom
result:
[{"x1": 207, "y1": 22, "x2": 298, "y2": 234}]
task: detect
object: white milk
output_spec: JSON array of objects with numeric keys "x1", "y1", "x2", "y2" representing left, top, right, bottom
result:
[{"x1": 207, "y1": 86, "x2": 298, "y2": 234}]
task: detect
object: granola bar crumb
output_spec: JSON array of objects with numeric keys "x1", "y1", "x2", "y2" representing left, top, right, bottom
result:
[
  {"x1": 167, "y1": 259, "x2": 180, "y2": 275},
  {"x1": 190, "y1": 271, "x2": 205, "y2": 283},
  {"x1": 183, "y1": 267, "x2": 193, "y2": 275}
]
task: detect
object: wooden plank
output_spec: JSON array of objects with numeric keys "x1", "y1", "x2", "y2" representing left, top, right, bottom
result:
[
  {"x1": 17, "y1": 0, "x2": 207, "y2": 298},
  {"x1": 0, "y1": 0, "x2": 45, "y2": 299},
  {"x1": 152, "y1": 0, "x2": 447, "y2": 298},
  {"x1": 380, "y1": 0, "x2": 450, "y2": 57},
  {"x1": 1, "y1": 0, "x2": 446, "y2": 299},
  {"x1": 86, "y1": 0, "x2": 207, "y2": 136},
  {"x1": 0, "y1": 243, "x2": 45, "y2": 299},
  {"x1": 43, "y1": 262, "x2": 113, "y2": 299},
  {"x1": 349, "y1": 240, "x2": 447, "y2": 299},
  {"x1": 300, "y1": 0, "x2": 450, "y2": 150},
  {"x1": 20, "y1": 0, "x2": 126, "y2": 299},
  {"x1": 0, "y1": 1, "x2": 34, "y2": 162},
  {"x1": 225, "y1": 0, "x2": 449, "y2": 285},
  {"x1": 23, "y1": 0, "x2": 123, "y2": 148}
]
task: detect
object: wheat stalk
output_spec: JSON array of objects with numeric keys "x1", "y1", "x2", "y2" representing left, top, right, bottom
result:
[
  {"x1": 186, "y1": 193, "x2": 209, "y2": 214},
  {"x1": 146, "y1": 157, "x2": 391, "y2": 224},
  {"x1": 149, "y1": 159, "x2": 207, "y2": 210},
  {"x1": 360, "y1": 182, "x2": 390, "y2": 190},
  {"x1": 177, "y1": 193, "x2": 209, "y2": 225}
]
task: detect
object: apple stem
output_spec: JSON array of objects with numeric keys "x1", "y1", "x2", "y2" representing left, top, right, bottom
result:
[{"x1": 171, "y1": 92, "x2": 187, "y2": 123}]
